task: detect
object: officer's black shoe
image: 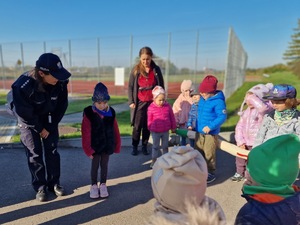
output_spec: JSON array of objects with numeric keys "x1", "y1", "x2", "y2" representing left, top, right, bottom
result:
[
  {"x1": 36, "y1": 187, "x2": 47, "y2": 202},
  {"x1": 49, "y1": 184, "x2": 65, "y2": 196},
  {"x1": 131, "y1": 146, "x2": 138, "y2": 156}
]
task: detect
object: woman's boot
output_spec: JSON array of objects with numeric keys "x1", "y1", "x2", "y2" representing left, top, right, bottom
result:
[
  {"x1": 131, "y1": 146, "x2": 138, "y2": 156},
  {"x1": 142, "y1": 144, "x2": 149, "y2": 155}
]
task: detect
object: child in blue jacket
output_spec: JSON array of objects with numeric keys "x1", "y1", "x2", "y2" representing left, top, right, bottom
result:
[
  {"x1": 194, "y1": 75, "x2": 227, "y2": 183},
  {"x1": 187, "y1": 84, "x2": 201, "y2": 148}
]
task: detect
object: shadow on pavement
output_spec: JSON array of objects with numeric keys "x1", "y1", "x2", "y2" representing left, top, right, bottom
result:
[{"x1": 0, "y1": 147, "x2": 154, "y2": 225}]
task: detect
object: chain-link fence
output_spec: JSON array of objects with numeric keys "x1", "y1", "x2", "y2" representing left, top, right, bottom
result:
[
  {"x1": 0, "y1": 27, "x2": 246, "y2": 99},
  {"x1": 223, "y1": 27, "x2": 248, "y2": 98}
]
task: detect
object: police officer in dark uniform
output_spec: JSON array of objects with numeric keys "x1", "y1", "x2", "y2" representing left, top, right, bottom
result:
[{"x1": 11, "y1": 53, "x2": 71, "y2": 202}]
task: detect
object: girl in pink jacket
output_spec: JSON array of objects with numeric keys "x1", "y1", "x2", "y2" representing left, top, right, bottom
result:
[
  {"x1": 148, "y1": 86, "x2": 177, "y2": 168},
  {"x1": 231, "y1": 83, "x2": 273, "y2": 182}
]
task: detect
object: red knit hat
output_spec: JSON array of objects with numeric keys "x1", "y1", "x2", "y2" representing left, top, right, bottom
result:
[{"x1": 199, "y1": 75, "x2": 218, "y2": 93}]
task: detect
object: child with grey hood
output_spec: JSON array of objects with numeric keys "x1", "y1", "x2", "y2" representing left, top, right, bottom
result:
[{"x1": 253, "y1": 84, "x2": 300, "y2": 172}]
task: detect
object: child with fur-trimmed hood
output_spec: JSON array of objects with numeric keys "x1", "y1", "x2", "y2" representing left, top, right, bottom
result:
[{"x1": 148, "y1": 145, "x2": 226, "y2": 225}]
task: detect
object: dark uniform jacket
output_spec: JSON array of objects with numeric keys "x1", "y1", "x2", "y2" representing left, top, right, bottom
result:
[{"x1": 11, "y1": 72, "x2": 69, "y2": 133}]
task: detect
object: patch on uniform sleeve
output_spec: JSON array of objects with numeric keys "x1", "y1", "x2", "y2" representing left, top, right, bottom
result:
[
  {"x1": 20, "y1": 79, "x2": 30, "y2": 89},
  {"x1": 19, "y1": 78, "x2": 34, "y2": 97}
]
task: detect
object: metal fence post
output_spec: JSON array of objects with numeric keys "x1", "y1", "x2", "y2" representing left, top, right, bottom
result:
[
  {"x1": 0, "y1": 45, "x2": 5, "y2": 89},
  {"x1": 68, "y1": 39, "x2": 73, "y2": 95},
  {"x1": 43, "y1": 41, "x2": 46, "y2": 53},
  {"x1": 165, "y1": 32, "x2": 171, "y2": 94},
  {"x1": 20, "y1": 43, "x2": 24, "y2": 70},
  {"x1": 97, "y1": 37, "x2": 100, "y2": 82},
  {"x1": 194, "y1": 29, "x2": 199, "y2": 83}
]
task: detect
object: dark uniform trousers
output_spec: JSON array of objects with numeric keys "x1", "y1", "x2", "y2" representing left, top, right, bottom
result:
[{"x1": 20, "y1": 125, "x2": 60, "y2": 192}]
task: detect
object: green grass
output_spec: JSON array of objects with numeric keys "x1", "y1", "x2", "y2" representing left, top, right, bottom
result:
[
  {"x1": 60, "y1": 99, "x2": 176, "y2": 139},
  {"x1": 66, "y1": 96, "x2": 128, "y2": 114},
  {"x1": 116, "y1": 111, "x2": 132, "y2": 136},
  {"x1": 0, "y1": 92, "x2": 8, "y2": 105},
  {"x1": 60, "y1": 98, "x2": 176, "y2": 139},
  {"x1": 5, "y1": 71, "x2": 300, "y2": 141},
  {"x1": 221, "y1": 82, "x2": 259, "y2": 131},
  {"x1": 60, "y1": 111, "x2": 133, "y2": 139},
  {"x1": 221, "y1": 71, "x2": 300, "y2": 131}
]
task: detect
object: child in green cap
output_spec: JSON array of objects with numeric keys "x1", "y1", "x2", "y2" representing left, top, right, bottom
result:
[{"x1": 235, "y1": 134, "x2": 300, "y2": 225}]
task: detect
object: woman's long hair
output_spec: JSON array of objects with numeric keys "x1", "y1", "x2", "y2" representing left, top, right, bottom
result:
[
  {"x1": 133, "y1": 46, "x2": 154, "y2": 77},
  {"x1": 29, "y1": 68, "x2": 48, "y2": 92}
]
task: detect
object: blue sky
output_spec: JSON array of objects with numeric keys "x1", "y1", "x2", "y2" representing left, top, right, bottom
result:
[{"x1": 0, "y1": 0, "x2": 299, "y2": 69}]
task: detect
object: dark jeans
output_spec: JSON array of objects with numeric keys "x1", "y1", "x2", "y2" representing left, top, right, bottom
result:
[
  {"x1": 132, "y1": 101, "x2": 151, "y2": 147},
  {"x1": 20, "y1": 126, "x2": 60, "y2": 192},
  {"x1": 91, "y1": 153, "x2": 110, "y2": 185}
]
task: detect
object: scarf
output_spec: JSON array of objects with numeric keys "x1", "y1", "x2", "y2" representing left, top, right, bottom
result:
[
  {"x1": 92, "y1": 104, "x2": 112, "y2": 117},
  {"x1": 274, "y1": 108, "x2": 296, "y2": 126}
]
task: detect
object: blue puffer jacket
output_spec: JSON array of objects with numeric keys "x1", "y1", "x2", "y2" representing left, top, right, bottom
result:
[
  {"x1": 235, "y1": 192, "x2": 300, "y2": 225},
  {"x1": 195, "y1": 91, "x2": 227, "y2": 135}
]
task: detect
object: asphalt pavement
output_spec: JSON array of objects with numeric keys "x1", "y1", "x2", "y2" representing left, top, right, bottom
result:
[
  {"x1": 0, "y1": 144, "x2": 246, "y2": 225},
  {"x1": 0, "y1": 102, "x2": 249, "y2": 225}
]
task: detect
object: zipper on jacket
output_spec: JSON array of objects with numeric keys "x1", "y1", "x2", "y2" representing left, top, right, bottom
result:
[{"x1": 48, "y1": 113, "x2": 52, "y2": 123}]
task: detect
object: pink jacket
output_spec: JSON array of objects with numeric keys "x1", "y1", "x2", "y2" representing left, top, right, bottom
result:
[
  {"x1": 148, "y1": 101, "x2": 177, "y2": 133},
  {"x1": 235, "y1": 94, "x2": 273, "y2": 146},
  {"x1": 172, "y1": 93, "x2": 193, "y2": 128}
]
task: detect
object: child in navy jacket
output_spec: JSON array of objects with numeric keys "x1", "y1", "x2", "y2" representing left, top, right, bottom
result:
[{"x1": 235, "y1": 134, "x2": 300, "y2": 225}]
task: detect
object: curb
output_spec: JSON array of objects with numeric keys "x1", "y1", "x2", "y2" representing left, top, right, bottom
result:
[
  {"x1": 0, "y1": 136, "x2": 134, "y2": 150},
  {"x1": 58, "y1": 136, "x2": 133, "y2": 148},
  {"x1": 0, "y1": 132, "x2": 235, "y2": 150}
]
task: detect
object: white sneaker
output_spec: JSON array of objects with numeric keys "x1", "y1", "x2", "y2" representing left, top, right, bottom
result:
[
  {"x1": 90, "y1": 184, "x2": 99, "y2": 199},
  {"x1": 99, "y1": 183, "x2": 109, "y2": 198},
  {"x1": 231, "y1": 172, "x2": 244, "y2": 182}
]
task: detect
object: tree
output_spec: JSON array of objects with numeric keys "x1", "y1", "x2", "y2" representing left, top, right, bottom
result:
[{"x1": 283, "y1": 18, "x2": 300, "y2": 76}]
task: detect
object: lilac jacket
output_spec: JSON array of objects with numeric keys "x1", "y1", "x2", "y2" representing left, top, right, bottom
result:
[
  {"x1": 235, "y1": 94, "x2": 273, "y2": 146},
  {"x1": 148, "y1": 101, "x2": 177, "y2": 133}
]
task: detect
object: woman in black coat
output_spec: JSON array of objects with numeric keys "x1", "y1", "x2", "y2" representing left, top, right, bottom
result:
[{"x1": 128, "y1": 47, "x2": 164, "y2": 156}]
